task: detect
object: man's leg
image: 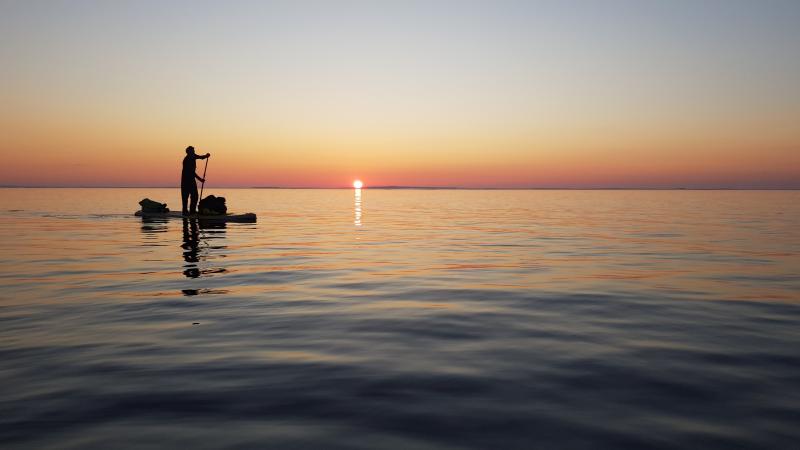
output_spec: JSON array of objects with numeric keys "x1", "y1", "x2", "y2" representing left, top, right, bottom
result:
[
  {"x1": 189, "y1": 184, "x2": 199, "y2": 214},
  {"x1": 181, "y1": 185, "x2": 190, "y2": 215}
]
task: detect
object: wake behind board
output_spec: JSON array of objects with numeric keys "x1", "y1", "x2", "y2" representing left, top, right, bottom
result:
[{"x1": 135, "y1": 210, "x2": 256, "y2": 223}]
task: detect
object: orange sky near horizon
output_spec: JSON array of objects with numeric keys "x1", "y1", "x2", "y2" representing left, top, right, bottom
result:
[
  {"x1": 1, "y1": 1, "x2": 799, "y2": 188},
  {"x1": 2, "y1": 107, "x2": 797, "y2": 187}
]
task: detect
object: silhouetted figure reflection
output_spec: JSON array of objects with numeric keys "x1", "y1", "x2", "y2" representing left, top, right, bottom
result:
[
  {"x1": 182, "y1": 218, "x2": 201, "y2": 278},
  {"x1": 181, "y1": 218, "x2": 227, "y2": 279},
  {"x1": 139, "y1": 216, "x2": 229, "y2": 296}
]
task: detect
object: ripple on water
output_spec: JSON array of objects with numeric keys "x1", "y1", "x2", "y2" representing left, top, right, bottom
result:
[{"x1": 0, "y1": 189, "x2": 799, "y2": 449}]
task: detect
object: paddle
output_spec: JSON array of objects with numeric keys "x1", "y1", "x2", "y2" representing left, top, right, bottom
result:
[{"x1": 199, "y1": 155, "x2": 209, "y2": 202}]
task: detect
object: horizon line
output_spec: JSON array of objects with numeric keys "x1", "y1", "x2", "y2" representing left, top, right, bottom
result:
[{"x1": 1, "y1": 185, "x2": 799, "y2": 191}]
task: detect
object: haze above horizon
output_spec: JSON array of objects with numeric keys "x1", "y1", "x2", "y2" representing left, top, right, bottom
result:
[{"x1": 1, "y1": 0, "x2": 799, "y2": 188}]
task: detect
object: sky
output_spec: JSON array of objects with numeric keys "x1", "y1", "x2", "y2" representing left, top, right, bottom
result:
[{"x1": 1, "y1": 0, "x2": 799, "y2": 188}]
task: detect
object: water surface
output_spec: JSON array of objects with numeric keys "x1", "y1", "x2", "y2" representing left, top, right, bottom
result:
[{"x1": 1, "y1": 189, "x2": 799, "y2": 449}]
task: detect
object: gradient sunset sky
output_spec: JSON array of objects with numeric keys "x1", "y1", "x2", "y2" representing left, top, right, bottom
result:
[{"x1": 1, "y1": 0, "x2": 798, "y2": 188}]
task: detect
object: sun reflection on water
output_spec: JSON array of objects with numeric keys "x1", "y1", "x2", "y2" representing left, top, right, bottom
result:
[{"x1": 354, "y1": 187, "x2": 362, "y2": 227}]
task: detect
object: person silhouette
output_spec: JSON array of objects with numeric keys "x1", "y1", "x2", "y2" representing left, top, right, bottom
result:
[{"x1": 181, "y1": 146, "x2": 210, "y2": 215}]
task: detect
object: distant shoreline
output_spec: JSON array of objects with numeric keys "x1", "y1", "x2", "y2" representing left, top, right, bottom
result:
[{"x1": 1, "y1": 186, "x2": 798, "y2": 190}]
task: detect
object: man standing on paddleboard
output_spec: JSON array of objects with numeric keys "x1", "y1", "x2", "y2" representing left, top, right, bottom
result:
[{"x1": 181, "y1": 146, "x2": 210, "y2": 215}]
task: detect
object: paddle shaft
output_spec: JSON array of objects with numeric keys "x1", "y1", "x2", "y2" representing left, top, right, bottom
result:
[{"x1": 199, "y1": 156, "x2": 209, "y2": 201}]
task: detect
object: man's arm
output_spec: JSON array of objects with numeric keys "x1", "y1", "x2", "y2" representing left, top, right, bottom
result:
[{"x1": 194, "y1": 153, "x2": 209, "y2": 181}]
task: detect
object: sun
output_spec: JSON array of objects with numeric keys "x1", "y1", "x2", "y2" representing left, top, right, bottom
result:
[{"x1": 353, "y1": 180, "x2": 364, "y2": 189}]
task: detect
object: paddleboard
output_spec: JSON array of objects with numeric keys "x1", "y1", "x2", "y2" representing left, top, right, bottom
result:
[{"x1": 135, "y1": 211, "x2": 256, "y2": 222}]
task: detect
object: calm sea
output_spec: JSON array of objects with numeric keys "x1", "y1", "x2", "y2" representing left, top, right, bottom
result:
[{"x1": 1, "y1": 188, "x2": 799, "y2": 449}]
